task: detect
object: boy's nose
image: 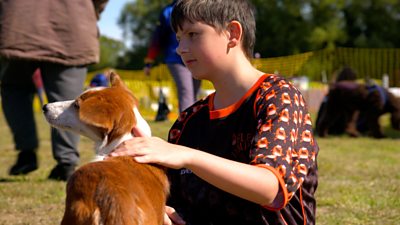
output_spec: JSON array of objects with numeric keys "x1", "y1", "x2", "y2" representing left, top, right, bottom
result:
[
  {"x1": 176, "y1": 41, "x2": 188, "y2": 56},
  {"x1": 176, "y1": 45, "x2": 183, "y2": 56}
]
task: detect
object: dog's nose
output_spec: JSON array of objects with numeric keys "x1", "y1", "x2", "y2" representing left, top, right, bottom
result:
[{"x1": 42, "y1": 104, "x2": 48, "y2": 113}]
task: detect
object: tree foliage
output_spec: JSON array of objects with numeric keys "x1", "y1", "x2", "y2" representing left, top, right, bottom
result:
[
  {"x1": 109, "y1": 0, "x2": 400, "y2": 69},
  {"x1": 342, "y1": 0, "x2": 400, "y2": 48},
  {"x1": 115, "y1": 0, "x2": 170, "y2": 69},
  {"x1": 118, "y1": 0, "x2": 170, "y2": 48},
  {"x1": 89, "y1": 36, "x2": 125, "y2": 71}
]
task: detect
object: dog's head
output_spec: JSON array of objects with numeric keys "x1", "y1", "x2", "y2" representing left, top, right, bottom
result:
[{"x1": 43, "y1": 72, "x2": 151, "y2": 155}]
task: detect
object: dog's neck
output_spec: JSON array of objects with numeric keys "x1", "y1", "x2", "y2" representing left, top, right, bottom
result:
[
  {"x1": 93, "y1": 133, "x2": 134, "y2": 161},
  {"x1": 91, "y1": 107, "x2": 151, "y2": 161}
]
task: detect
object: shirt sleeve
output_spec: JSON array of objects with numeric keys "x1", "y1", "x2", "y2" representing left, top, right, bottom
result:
[{"x1": 250, "y1": 75, "x2": 317, "y2": 210}]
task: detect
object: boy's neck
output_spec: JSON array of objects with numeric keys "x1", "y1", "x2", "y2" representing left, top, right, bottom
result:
[{"x1": 211, "y1": 61, "x2": 263, "y2": 110}]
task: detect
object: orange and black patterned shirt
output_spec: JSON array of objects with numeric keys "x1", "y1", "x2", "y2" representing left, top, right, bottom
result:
[{"x1": 167, "y1": 74, "x2": 319, "y2": 225}]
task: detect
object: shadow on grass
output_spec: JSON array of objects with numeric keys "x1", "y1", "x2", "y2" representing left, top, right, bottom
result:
[
  {"x1": 0, "y1": 177, "x2": 27, "y2": 183},
  {"x1": 313, "y1": 125, "x2": 400, "y2": 140},
  {"x1": 0, "y1": 175, "x2": 58, "y2": 183}
]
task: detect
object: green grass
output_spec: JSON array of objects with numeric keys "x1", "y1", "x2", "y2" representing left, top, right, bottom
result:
[
  {"x1": 316, "y1": 137, "x2": 400, "y2": 224},
  {"x1": 0, "y1": 112, "x2": 399, "y2": 224}
]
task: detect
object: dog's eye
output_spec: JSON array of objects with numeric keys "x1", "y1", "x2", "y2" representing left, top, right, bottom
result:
[{"x1": 73, "y1": 101, "x2": 80, "y2": 109}]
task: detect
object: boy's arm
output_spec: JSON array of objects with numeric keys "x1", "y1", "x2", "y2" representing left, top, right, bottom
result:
[
  {"x1": 250, "y1": 76, "x2": 318, "y2": 210},
  {"x1": 183, "y1": 148, "x2": 280, "y2": 206},
  {"x1": 111, "y1": 136, "x2": 279, "y2": 206}
]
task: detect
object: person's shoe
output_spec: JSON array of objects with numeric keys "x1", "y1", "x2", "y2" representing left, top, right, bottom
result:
[
  {"x1": 9, "y1": 150, "x2": 38, "y2": 175},
  {"x1": 48, "y1": 164, "x2": 76, "y2": 181}
]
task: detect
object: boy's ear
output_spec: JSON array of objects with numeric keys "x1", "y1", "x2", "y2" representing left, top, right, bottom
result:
[{"x1": 227, "y1": 21, "x2": 242, "y2": 48}]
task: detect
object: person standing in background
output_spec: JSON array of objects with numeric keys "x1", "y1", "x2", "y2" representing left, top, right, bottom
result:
[
  {"x1": 144, "y1": 0, "x2": 201, "y2": 113},
  {"x1": 0, "y1": 0, "x2": 109, "y2": 181},
  {"x1": 89, "y1": 73, "x2": 110, "y2": 88}
]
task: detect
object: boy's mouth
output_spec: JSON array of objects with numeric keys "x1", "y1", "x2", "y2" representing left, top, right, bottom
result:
[{"x1": 185, "y1": 59, "x2": 196, "y2": 66}]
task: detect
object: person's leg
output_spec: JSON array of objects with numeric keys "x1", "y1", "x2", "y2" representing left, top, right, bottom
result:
[
  {"x1": 167, "y1": 63, "x2": 199, "y2": 112},
  {"x1": 0, "y1": 60, "x2": 39, "y2": 175},
  {"x1": 40, "y1": 63, "x2": 87, "y2": 180}
]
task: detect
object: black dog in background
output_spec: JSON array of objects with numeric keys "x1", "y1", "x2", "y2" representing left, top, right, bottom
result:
[{"x1": 316, "y1": 67, "x2": 400, "y2": 138}]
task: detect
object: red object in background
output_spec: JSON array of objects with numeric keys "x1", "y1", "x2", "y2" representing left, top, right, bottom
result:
[
  {"x1": 32, "y1": 68, "x2": 45, "y2": 106},
  {"x1": 32, "y1": 68, "x2": 43, "y2": 89}
]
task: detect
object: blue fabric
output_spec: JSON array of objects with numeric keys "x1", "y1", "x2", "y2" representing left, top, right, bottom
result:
[
  {"x1": 90, "y1": 74, "x2": 108, "y2": 87},
  {"x1": 367, "y1": 84, "x2": 388, "y2": 106},
  {"x1": 158, "y1": 2, "x2": 183, "y2": 64}
]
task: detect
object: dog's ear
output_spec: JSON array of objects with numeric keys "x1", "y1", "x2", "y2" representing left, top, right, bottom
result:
[
  {"x1": 78, "y1": 97, "x2": 114, "y2": 134},
  {"x1": 78, "y1": 92, "x2": 137, "y2": 142},
  {"x1": 109, "y1": 71, "x2": 139, "y2": 105},
  {"x1": 107, "y1": 112, "x2": 136, "y2": 143},
  {"x1": 109, "y1": 72, "x2": 124, "y2": 87},
  {"x1": 109, "y1": 72, "x2": 134, "y2": 94}
]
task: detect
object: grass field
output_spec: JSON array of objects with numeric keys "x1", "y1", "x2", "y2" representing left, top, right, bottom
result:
[{"x1": 0, "y1": 112, "x2": 399, "y2": 225}]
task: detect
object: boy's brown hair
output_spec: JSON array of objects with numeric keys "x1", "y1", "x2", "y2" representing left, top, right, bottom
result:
[{"x1": 171, "y1": 0, "x2": 256, "y2": 59}]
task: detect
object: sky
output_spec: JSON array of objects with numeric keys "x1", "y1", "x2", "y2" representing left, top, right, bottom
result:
[{"x1": 98, "y1": 0, "x2": 133, "y2": 44}]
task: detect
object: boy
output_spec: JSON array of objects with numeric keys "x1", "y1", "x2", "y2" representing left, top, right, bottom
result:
[{"x1": 111, "y1": 0, "x2": 319, "y2": 224}]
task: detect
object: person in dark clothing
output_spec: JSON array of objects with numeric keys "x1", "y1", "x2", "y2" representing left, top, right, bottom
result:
[
  {"x1": 0, "y1": 0, "x2": 108, "y2": 180},
  {"x1": 145, "y1": 0, "x2": 201, "y2": 113}
]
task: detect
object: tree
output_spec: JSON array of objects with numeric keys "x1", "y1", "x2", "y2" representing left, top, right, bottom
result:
[
  {"x1": 342, "y1": 0, "x2": 400, "y2": 48},
  {"x1": 306, "y1": 0, "x2": 347, "y2": 50},
  {"x1": 252, "y1": 0, "x2": 313, "y2": 57},
  {"x1": 116, "y1": 0, "x2": 400, "y2": 63},
  {"x1": 117, "y1": 0, "x2": 170, "y2": 69},
  {"x1": 89, "y1": 36, "x2": 125, "y2": 71}
]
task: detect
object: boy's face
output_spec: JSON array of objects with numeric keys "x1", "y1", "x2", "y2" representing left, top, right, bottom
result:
[{"x1": 176, "y1": 20, "x2": 231, "y2": 80}]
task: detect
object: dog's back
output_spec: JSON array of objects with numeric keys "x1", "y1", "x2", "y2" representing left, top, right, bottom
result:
[{"x1": 61, "y1": 156, "x2": 169, "y2": 225}]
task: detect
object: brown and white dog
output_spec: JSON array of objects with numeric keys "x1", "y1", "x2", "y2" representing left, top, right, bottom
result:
[{"x1": 43, "y1": 73, "x2": 169, "y2": 225}]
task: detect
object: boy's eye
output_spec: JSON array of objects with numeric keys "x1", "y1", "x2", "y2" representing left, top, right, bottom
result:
[{"x1": 188, "y1": 32, "x2": 196, "y2": 38}]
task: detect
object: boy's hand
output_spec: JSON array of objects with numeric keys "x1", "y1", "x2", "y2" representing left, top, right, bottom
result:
[
  {"x1": 109, "y1": 136, "x2": 191, "y2": 169},
  {"x1": 164, "y1": 206, "x2": 186, "y2": 225}
]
